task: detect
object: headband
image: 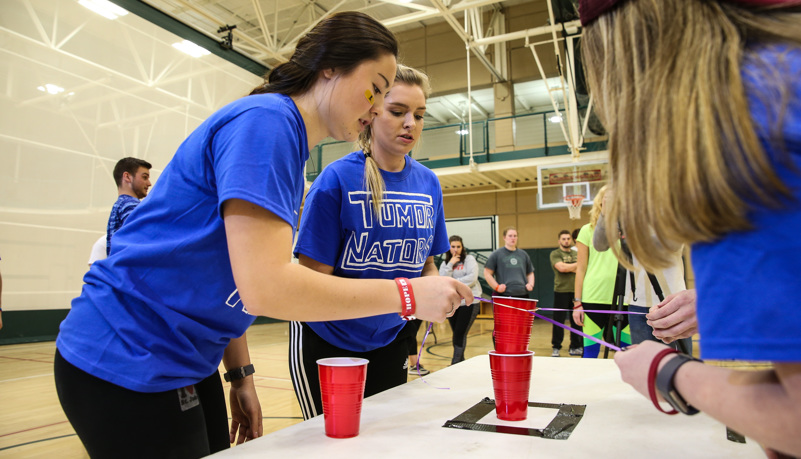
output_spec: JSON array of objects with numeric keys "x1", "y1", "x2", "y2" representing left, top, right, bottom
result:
[{"x1": 579, "y1": 0, "x2": 801, "y2": 26}]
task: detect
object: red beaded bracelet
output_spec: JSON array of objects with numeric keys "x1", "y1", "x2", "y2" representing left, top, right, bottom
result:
[
  {"x1": 394, "y1": 277, "x2": 416, "y2": 321},
  {"x1": 648, "y1": 348, "x2": 679, "y2": 415}
]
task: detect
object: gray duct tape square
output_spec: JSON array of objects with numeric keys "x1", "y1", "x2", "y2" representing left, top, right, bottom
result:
[{"x1": 442, "y1": 397, "x2": 585, "y2": 439}]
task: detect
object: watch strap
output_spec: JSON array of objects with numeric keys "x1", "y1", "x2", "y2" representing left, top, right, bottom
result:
[
  {"x1": 224, "y1": 364, "x2": 255, "y2": 382},
  {"x1": 656, "y1": 354, "x2": 701, "y2": 415}
]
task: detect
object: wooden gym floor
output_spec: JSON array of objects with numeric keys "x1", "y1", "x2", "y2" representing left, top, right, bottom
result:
[{"x1": 0, "y1": 317, "x2": 708, "y2": 458}]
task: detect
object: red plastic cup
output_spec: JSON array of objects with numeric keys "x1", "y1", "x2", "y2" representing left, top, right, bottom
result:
[
  {"x1": 317, "y1": 357, "x2": 369, "y2": 438},
  {"x1": 492, "y1": 296, "x2": 538, "y2": 353},
  {"x1": 489, "y1": 350, "x2": 534, "y2": 421}
]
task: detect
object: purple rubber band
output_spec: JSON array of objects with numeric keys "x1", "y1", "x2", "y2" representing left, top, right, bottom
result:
[
  {"x1": 537, "y1": 307, "x2": 645, "y2": 315},
  {"x1": 477, "y1": 297, "x2": 645, "y2": 315},
  {"x1": 490, "y1": 299, "x2": 624, "y2": 353},
  {"x1": 414, "y1": 296, "x2": 625, "y2": 387},
  {"x1": 415, "y1": 321, "x2": 450, "y2": 389}
]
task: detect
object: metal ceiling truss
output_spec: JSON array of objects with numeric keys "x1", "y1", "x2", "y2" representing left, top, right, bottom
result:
[{"x1": 95, "y1": 0, "x2": 598, "y2": 197}]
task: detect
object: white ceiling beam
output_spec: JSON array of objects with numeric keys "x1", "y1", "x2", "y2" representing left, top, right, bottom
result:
[
  {"x1": 54, "y1": 21, "x2": 87, "y2": 50},
  {"x1": 0, "y1": 43, "x2": 206, "y2": 122},
  {"x1": 424, "y1": 110, "x2": 448, "y2": 124},
  {"x1": 250, "y1": 0, "x2": 276, "y2": 49},
  {"x1": 382, "y1": 0, "x2": 506, "y2": 28},
  {"x1": 22, "y1": 0, "x2": 51, "y2": 46},
  {"x1": 277, "y1": 0, "x2": 347, "y2": 54},
  {"x1": 374, "y1": 0, "x2": 437, "y2": 12},
  {"x1": 276, "y1": 2, "x2": 311, "y2": 49},
  {"x1": 470, "y1": 167, "x2": 510, "y2": 189},
  {"x1": 170, "y1": 0, "x2": 287, "y2": 63},
  {"x1": 471, "y1": 20, "x2": 581, "y2": 48},
  {"x1": 428, "y1": 0, "x2": 504, "y2": 81},
  {"x1": 381, "y1": 10, "x2": 436, "y2": 28}
]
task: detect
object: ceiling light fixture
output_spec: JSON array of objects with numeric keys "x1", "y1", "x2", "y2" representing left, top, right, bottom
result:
[
  {"x1": 548, "y1": 113, "x2": 563, "y2": 123},
  {"x1": 172, "y1": 40, "x2": 211, "y2": 58},
  {"x1": 456, "y1": 129, "x2": 469, "y2": 135},
  {"x1": 78, "y1": 0, "x2": 129, "y2": 20},
  {"x1": 37, "y1": 84, "x2": 65, "y2": 95}
]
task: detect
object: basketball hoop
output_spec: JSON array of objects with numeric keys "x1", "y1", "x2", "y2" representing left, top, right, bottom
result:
[{"x1": 564, "y1": 194, "x2": 585, "y2": 220}]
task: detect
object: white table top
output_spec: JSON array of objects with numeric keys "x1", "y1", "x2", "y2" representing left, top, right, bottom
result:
[{"x1": 213, "y1": 356, "x2": 762, "y2": 458}]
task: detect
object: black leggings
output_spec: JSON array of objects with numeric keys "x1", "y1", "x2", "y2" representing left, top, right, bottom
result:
[
  {"x1": 551, "y1": 291, "x2": 583, "y2": 350},
  {"x1": 288, "y1": 321, "x2": 408, "y2": 421},
  {"x1": 54, "y1": 350, "x2": 229, "y2": 458},
  {"x1": 447, "y1": 302, "x2": 479, "y2": 364}
]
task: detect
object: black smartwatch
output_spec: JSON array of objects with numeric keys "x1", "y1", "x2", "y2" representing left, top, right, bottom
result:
[
  {"x1": 223, "y1": 364, "x2": 255, "y2": 382},
  {"x1": 656, "y1": 354, "x2": 701, "y2": 415}
]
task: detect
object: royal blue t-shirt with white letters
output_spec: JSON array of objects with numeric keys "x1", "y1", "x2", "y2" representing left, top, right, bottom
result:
[
  {"x1": 57, "y1": 93, "x2": 308, "y2": 392},
  {"x1": 295, "y1": 151, "x2": 449, "y2": 352}
]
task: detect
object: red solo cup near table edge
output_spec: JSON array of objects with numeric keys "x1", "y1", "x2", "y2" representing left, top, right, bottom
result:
[{"x1": 317, "y1": 357, "x2": 369, "y2": 438}]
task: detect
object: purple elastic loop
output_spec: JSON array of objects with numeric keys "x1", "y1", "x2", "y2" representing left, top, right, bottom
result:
[
  {"x1": 537, "y1": 307, "x2": 646, "y2": 315},
  {"x1": 416, "y1": 322, "x2": 450, "y2": 390},
  {"x1": 492, "y1": 300, "x2": 624, "y2": 353}
]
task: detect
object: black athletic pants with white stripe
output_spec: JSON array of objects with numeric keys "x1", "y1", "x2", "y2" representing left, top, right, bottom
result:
[
  {"x1": 54, "y1": 350, "x2": 229, "y2": 458},
  {"x1": 289, "y1": 321, "x2": 408, "y2": 420}
]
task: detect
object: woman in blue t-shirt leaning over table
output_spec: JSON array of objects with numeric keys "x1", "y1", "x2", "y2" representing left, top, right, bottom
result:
[{"x1": 54, "y1": 13, "x2": 472, "y2": 458}]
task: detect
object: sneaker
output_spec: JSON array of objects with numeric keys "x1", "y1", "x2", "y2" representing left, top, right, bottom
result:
[
  {"x1": 551, "y1": 348, "x2": 560, "y2": 357},
  {"x1": 569, "y1": 347, "x2": 584, "y2": 356},
  {"x1": 409, "y1": 364, "x2": 430, "y2": 376}
]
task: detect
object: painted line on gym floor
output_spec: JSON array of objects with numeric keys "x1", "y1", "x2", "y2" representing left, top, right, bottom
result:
[
  {"x1": 0, "y1": 355, "x2": 55, "y2": 365},
  {"x1": 0, "y1": 421, "x2": 69, "y2": 438},
  {"x1": 0, "y1": 372, "x2": 54, "y2": 384},
  {"x1": 0, "y1": 434, "x2": 77, "y2": 452}
]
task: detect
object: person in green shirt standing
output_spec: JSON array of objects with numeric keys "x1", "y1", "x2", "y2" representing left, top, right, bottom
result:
[
  {"x1": 549, "y1": 230, "x2": 582, "y2": 357},
  {"x1": 572, "y1": 186, "x2": 629, "y2": 358}
]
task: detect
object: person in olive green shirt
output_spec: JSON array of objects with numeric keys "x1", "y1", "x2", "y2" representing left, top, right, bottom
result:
[{"x1": 549, "y1": 230, "x2": 582, "y2": 357}]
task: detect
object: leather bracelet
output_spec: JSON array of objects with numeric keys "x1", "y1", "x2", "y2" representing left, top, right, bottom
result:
[
  {"x1": 647, "y1": 348, "x2": 679, "y2": 415},
  {"x1": 572, "y1": 303, "x2": 582, "y2": 310},
  {"x1": 394, "y1": 277, "x2": 416, "y2": 320},
  {"x1": 223, "y1": 364, "x2": 255, "y2": 382}
]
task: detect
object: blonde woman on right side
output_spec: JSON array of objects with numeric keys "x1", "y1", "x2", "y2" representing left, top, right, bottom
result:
[
  {"x1": 580, "y1": 0, "x2": 801, "y2": 455},
  {"x1": 572, "y1": 185, "x2": 628, "y2": 358}
]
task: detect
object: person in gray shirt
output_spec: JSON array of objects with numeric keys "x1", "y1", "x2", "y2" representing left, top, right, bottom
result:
[{"x1": 484, "y1": 226, "x2": 534, "y2": 298}]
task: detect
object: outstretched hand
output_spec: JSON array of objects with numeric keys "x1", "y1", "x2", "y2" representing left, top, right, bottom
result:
[
  {"x1": 410, "y1": 276, "x2": 474, "y2": 322},
  {"x1": 614, "y1": 341, "x2": 674, "y2": 401},
  {"x1": 229, "y1": 380, "x2": 263, "y2": 445},
  {"x1": 647, "y1": 289, "x2": 698, "y2": 343}
]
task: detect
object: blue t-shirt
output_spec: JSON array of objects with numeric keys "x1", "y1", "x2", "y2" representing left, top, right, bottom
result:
[
  {"x1": 57, "y1": 93, "x2": 309, "y2": 392},
  {"x1": 692, "y1": 45, "x2": 801, "y2": 362},
  {"x1": 106, "y1": 194, "x2": 140, "y2": 255},
  {"x1": 294, "y1": 151, "x2": 449, "y2": 352}
]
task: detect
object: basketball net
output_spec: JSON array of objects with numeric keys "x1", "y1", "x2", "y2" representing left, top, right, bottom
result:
[{"x1": 565, "y1": 195, "x2": 585, "y2": 220}]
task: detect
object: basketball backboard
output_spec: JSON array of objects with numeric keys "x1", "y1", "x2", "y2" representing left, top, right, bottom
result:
[{"x1": 537, "y1": 160, "x2": 609, "y2": 210}]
